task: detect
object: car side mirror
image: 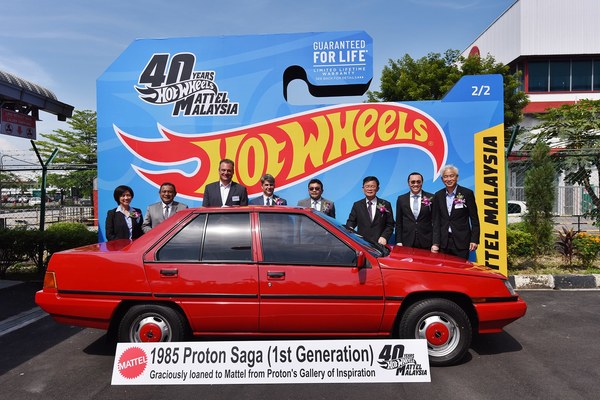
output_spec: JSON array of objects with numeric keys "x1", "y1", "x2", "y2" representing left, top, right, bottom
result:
[{"x1": 354, "y1": 251, "x2": 366, "y2": 270}]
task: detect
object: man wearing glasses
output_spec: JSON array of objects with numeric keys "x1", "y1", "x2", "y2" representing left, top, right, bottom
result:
[
  {"x1": 297, "y1": 178, "x2": 336, "y2": 218},
  {"x1": 346, "y1": 176, "x2": 394, "y2": 245},
  {"x1": 395, "y1": 172, "x2": 434, "y2": 250},
  {"x1": 431, "y1": 165, "x2": 480, "y2": 260}
]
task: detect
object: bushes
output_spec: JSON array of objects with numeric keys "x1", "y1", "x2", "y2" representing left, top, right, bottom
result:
[
  {"x1": 573, "y1": 233, "x2": 600, "y2": 269},
  {"x1": 506, "y1": 223, "x2": 535, "y2": 267},
  {"x1": 44, "y1": 222, "x2": 98, "y2": 256},
  {"x1": 0, "y1": 223, "x2": 98, "y2": 277},
  {"x1": 0, "y1": 228, "x2": 43, "y2": 279}
]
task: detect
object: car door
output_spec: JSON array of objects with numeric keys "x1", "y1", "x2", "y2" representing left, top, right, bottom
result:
[
  {"x1": 257, "y1": 212, "x2": 385, "y2": 334},
  {"x1": 143, "y1": 211, "x2": 259, "y2": 333}
]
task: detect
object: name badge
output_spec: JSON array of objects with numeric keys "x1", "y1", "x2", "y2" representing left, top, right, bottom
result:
[
  {"x1": 232, "y1": 196, "x2": 240, "y2": 202},
  {"x1": 455, "y1": 204, "x2": 464, "y2": 209}
]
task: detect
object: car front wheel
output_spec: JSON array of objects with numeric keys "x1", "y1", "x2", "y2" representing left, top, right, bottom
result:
[
  {"x1": 398, "y1": 298, "x2": 472, "y2": 367},
  {"x1": 118, "y1": 304, "x2": 186, "y2": 343}
]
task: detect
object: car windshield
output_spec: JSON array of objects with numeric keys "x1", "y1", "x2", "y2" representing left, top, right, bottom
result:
[{"x1": 315, "y1": 210, "x2": 389, "y2": 257}]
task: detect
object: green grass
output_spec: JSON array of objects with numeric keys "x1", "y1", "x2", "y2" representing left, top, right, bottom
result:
[{"x1": 509, "y1": 254, "x2": 600, "y2": 275}]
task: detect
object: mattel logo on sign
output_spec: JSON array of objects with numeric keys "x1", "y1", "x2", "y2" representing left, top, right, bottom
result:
[{"x1": 0, "y1": 109, "x2": 36, "y2": 140}]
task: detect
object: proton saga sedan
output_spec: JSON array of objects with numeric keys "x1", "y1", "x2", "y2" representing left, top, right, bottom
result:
[{"x1": 36, "y1": 206, "x2": 526, "y2": 366}]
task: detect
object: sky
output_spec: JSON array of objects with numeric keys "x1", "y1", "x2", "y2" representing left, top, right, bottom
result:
[{"x1": 0, "y1": 0, "x2": 516, "y2": 159}]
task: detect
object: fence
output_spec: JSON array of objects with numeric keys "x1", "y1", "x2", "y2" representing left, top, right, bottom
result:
[
  {"x1": 507, "y1": 150, "x2": 600, "y2": 233},
  {"x1": 0, "y1": 158, "x2": 96, "y2": 230}
]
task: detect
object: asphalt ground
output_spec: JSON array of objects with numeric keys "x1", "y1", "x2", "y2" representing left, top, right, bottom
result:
[
  {"x1": 0, "y1": 273, "x2": 598, "y2": 337},
  {"x1": 0, "y1": 280, "x2": 42, "y2": 321}
]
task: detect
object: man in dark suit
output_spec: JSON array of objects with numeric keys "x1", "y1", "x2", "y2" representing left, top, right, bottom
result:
[
  {"x1": 202, "y1": 159, "x2": 248, "y2": 207},
  {"x1": 346, "y1": 176, "x2": 394, "y2": 245},
  {"x1": 249, "y1": 174, "x2": 287, "y2": 205},
  {"x1": 395, "y1": 172, "x2": 434, "y2": 250},
  {"x1": 432, "y1": 165, "x2": 480, "y2": 259},
  {"x1": 142, "y1": 182, "x2": 188, "y2": 233},
  {"x1": 296, "y1": 178, "x2": 336, "y2": 218}
]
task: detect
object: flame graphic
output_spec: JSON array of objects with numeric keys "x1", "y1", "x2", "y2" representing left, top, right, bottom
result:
[{"x1": 114, "y1": 103, "x2": 447, "y2": 199}]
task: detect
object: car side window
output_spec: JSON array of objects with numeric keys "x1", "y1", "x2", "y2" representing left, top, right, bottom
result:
[
  {"x1": 156, "y1": 214, "x2": 206, "y2": 261},
  {"x1": 259, "y1": 213, "x2": 356, "y2": 265},
  {"x1": 508, "y1": 203, "x2": 521, "y2": 214},
  {"x1": 202, "y1": 213, "x2": 253, "y2": 262}
]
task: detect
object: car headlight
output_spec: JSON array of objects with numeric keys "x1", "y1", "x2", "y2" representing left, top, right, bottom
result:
[{"x1": 504, "y1": 280, "x2": 516, "y2": 296}]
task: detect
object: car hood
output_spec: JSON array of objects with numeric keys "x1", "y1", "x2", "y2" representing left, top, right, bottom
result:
[{"x1": 380, "y1": 245, "x2": 505, "y2": 279}]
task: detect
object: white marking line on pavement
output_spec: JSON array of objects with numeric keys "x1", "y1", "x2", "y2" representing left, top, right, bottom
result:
[{"x1": 0, "y1": 307, "x2": 48, "y2": 337}]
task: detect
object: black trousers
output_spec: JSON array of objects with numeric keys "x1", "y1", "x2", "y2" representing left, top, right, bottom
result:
[{"x1": 441, "y1": 234, "x2": 470, "y2": 260}]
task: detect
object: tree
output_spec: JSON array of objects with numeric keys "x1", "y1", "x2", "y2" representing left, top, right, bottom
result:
[
  {"x1": 368, "y1": 50, "x2": 529, "y2": 133},
  {"x1": 33, "y1": 110, "x2": 97, "y2": 199},
  {"x1": 533, "y1": 99, "x2": 600, "y2": 225},
  {"x1": 523, "y1": 141, "x2": 556, "y2": 255}
]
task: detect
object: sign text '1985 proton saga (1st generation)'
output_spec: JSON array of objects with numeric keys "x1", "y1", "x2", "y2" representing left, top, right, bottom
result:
[{"x1": 36, "y1": 206, "x2": 526, "y2": 366}]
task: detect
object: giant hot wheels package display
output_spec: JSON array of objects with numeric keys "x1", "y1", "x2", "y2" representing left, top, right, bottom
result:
[{"x1": 98, "y1": 31, "x2": 507, "y2": 272}]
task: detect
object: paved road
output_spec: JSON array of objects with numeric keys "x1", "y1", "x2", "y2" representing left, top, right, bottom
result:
[{"x1": 1, "y1": 286, "x2": 598, "y2": 400}]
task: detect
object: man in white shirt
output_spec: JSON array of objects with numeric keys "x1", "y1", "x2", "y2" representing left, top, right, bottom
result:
[
  {"x1": 202, "y1": 159, "x2": 249, "y2": 207},
  {"x1": 395, "y1": 172, "x2": 434, "y2": 249}
]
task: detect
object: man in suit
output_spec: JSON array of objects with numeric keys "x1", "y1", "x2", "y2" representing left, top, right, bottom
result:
[
  {"x1": 395, "y1": 172, "x2": 434, "y2": 250},
  {"x1": 142, "y1": 182, "x2": 188, "y2": 233},
  {"x1": 432, "y1": 165, "x2": 480, "y2": 260},
  {"x1": 296, "y1": 178, "x2": 336, "y2": 218},
  {"x1": 202, "y1": 158, "x2": 249, "y2": 207},
  {"x1": 249, "y1": 174, "x2": 287, "y2": 205},
  {"x1": 346, "y1": 176, "x2": 394, "y2": 245}
]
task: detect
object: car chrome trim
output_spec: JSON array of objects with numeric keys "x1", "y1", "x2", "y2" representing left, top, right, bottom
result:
[
  {"x1": 260, "y1": 294, "x2": 383, "y2": 300},
  {"x1": 58, "y1": 289, "x2": 153, "y2": 297},
  {"x1": 385, "y1": 296, "x2": 405, "y2": 301},
  {"x1": 153, "y1": 293, "x2": 258, "y2": 299},
  {"x1": 472, "y1": 296, "x2": 520, "y2": 303}
]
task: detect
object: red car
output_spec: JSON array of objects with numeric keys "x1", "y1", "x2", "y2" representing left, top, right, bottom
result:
[{"x1": 36, "y1": 206, "x2": 526, "y2": 366}]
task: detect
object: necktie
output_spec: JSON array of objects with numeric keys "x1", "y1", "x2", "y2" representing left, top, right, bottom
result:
[
  {"x1": 367, "y1": 201, "x2": 373, "y2": 221},
  {"x1": 312, "y1": 200, "x2": 318, "y2": 210},
  {"x1": 266, "y1": 197, "x2": 271, "y2": 206},
  {"x1": 164, "y1": 204, "x2": 169, "y2": 219},
  {"x1": 412, "y1": 195, "x2": 419, "y2": 219}
]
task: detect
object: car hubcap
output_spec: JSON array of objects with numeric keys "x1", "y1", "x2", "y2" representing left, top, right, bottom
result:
[
  {"x1": 416, "y1": 315, "x2": 459, "y2": 357},
  {"x1": 133, "y1": 316, "x2": 170, "y2": 342}
]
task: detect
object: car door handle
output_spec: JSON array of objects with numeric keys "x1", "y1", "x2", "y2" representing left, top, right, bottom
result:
[
  {"x1": 160, "y1": 269, "x2": 178, "y2": 277},
  {"x1": 267, "y1": 271, "x2": 285, "y2": 280}
]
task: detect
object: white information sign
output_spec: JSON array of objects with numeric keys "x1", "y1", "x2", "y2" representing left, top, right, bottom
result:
[{"x1": 111, "y1": 339, "x2": 430, "y2": 385}]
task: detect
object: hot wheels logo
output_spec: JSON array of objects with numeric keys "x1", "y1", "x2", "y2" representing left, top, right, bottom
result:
[
  {"x1": 115, "y1": 103, "x2": 447, "y2": 199},
  {"x1": 135, "y1": 52, "x2": 238, "y2": 116}
]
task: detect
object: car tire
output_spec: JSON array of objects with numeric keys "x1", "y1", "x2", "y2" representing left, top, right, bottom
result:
[
  {"x1": 398, "y1": 298, "x2": 472, "y2": 367},
  {"x1": 118, "y1": 304, "x2": 187, "y2": 343}
]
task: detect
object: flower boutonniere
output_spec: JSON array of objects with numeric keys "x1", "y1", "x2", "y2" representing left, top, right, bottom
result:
[
  {"x1": 377, "y1": 202, "x2": 389, "y2": 214},
  {"x1": 275, "y1": 197, "x2": 284, "y2": 206},
  {"x1": 453, "y1": 193, "x2": 466, "y2": 205},
  {"x1": 421, "y1": 196, "x2": 433, "y2": 207},
  {"x1": 129, "y1": 209, "x2": 141, "y2": 220},
  {"x1": 322, "y1": 201, "x2": 330, "y2": 213}
]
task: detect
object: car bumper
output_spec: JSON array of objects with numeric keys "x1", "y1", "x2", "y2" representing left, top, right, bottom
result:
[
  {"x1": 475, "y1": 296, "x2": 527, "y2": 334},
  {"x1": 35, "y1": 290, "x2": 120, "y2": 330}
]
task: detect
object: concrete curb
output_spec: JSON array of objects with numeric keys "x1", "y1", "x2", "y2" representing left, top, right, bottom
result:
[{"x1": 509, "y1": 274, "x2": 600, "y2": 290}]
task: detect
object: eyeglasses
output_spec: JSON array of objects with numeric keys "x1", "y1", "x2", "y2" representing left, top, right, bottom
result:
[
  {"x1": 409, "y1": 180, "x2": 422, "y2": 184},
  {"x1": 308, "y1": 186, "x2": 321, "y2": 191},
  {"x1": 442, "y1": 174, "x2": 457, "y2": 178},
  {"x1": 363, "y1": 185, "x2": 378, "y2": 189}
]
